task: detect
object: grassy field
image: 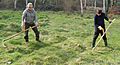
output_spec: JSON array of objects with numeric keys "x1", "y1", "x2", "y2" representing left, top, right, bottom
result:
[{"x1": 0, "y1": 10, "x2": 120, "y2": 65}]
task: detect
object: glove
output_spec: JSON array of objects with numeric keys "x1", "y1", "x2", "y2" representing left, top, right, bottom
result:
[{"x1": 98, "y1": 26, "x2": 103, "y2": 30}]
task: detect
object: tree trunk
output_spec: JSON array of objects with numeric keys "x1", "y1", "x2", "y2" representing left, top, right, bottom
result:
[
  {"x1": 26, "y1": 0, "x2": 28, "y2": 6},
  {"x1": 64, "y1": 0, "x2": 72, "y2": 13},
  {"x1": 94, "y1": 0, "x2": 96, "y2": 9},
  {"x1": 106, "y1": 0, "x2": 110, "y2": 13},
  {"x1": 84, "y1": 0, "x2": 87, "y2": 9},
  {"x1": 103, "y1": 0, "x2": 106, "y2": 13},
  {"x1": 104, "y1": 0, "x2": 111, "y2": 15},
  {"x1": 111, "y1": 0, "x2": 113, "y2": 7},
  {"x1": 42, "y1": 0, "x2": 46, "y2": 4},
  {"x1": 14, "y1": 0, "x2": 17, "y2": 10},
  {"x1": 55, "y1": 0, "x2": 58, "y2": 5},
  {"x1": 80, "y1": 0, "x2": 83, "y2": 16},
  {"x1": 34, "y1": 0, "x2": 36, "y2": 8}
]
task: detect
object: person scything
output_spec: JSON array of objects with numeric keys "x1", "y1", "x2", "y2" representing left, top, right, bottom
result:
[
  {"x1": 92, "y1": 8, "x2": 112, "y2": 48},
  {"x1": 22, "y1": 3, "x2": 41, "y2": 44}
]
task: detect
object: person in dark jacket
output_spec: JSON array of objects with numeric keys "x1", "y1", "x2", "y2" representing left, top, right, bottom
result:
[
  {"x1": 21, "y1": 3, "x2": 41, "y2": 44},
  {"x1": 92, "y1": 8, "x2": 111, "y2": 48}
]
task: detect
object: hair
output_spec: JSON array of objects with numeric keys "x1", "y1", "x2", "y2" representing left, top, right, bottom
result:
[
  {"x1": 97, "y1": 8, "x2": 103, "y2": 14},
  {"x1": 26, "y1": 3, "x2": 33, "y2": 8}
]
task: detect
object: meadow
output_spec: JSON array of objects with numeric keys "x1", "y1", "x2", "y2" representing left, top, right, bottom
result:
[{"x1": 0, "y1": 10, "x2": 120, "y2": 65}]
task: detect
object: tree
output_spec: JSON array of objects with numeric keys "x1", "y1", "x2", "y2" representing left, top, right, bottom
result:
[
  {"x1": 111, "y1": 0, "x2": 114, "y2": 7},
  {"x1": 80, "y1": 0, "x2": 83, "y2": 16},
  {"x1": 63, "y1": 0, "x2": 73, "y2": 13},
  {"x1": 106, "y1": 0, "x2": 111, "y2": 14},
  {"x1": 103, "y1": 0, "x2": 106, "y2": 13},
  {"x1": 94, "y1": 0, "x2": 96, "y2": 9},
  {"x1": 84, "y1": 0, "x2": 87, "y2": 9},
  {"x1": 34, "y1": 0, "x2": 36, "y2": 8},
  {"x1": 103, "y1": 0, "x2": 111, "y2": 15},
  {"x1": 26, "y1": 0, "x2": 28, "y2": 6},
  {"x1": 14, "y1": 0, "x2": 17, "y2": 10}
]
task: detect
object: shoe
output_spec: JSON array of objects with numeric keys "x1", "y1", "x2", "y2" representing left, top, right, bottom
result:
[{"x1": 36, "y1": 39, "x2": 41, "y2": 42}]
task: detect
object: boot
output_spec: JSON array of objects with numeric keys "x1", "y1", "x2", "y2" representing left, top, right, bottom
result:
[
  {"x1": 92, "y1": 39, "x2": 96, "y2": 48},
  {"x1": 36, "y1": 38, "x2": 41, "y2": 42}
]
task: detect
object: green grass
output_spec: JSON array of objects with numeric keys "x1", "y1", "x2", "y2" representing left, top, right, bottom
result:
[{"x1": 0, "y1": 10, "x2": 120, "y2": 65}]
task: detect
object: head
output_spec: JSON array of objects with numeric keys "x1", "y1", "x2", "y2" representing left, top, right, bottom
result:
[
  {"x1": 96, "y1": 8, "x2": 103, "y2": 16},
  {"x1": 26, "y1": 3, "x2": 33, "y2": 11}
]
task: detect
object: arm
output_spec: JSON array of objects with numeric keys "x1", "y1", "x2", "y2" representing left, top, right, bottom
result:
[
  {"x1": 34, "y1": 12, "x2": 38, "y2": 23},
  {"x1": 21, "y1": 10, "x2": 27, "y2": 31},
  {"x1": 22, "y1": 10, "x2": 27, "y2": 26},
  {"x1": 104, "y1": 14, "x2": 112, "y2": 23},
  {"x1": 104, "y1": 15, "x2": 109, "y2": 21},
  {"x1": 94, "y1": 16, "x2": 99, "y2": 28},
  {"x1": 34, "y1": 10, "x2": 38, "y2": 26},
  {"x1": 103, "y1": 13, "x2": 110, "y2": 23}
]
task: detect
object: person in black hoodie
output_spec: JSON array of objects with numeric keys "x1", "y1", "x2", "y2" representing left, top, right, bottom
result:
[{"x1": 92, "y1": 8, "x2": 111, "y2": 48}]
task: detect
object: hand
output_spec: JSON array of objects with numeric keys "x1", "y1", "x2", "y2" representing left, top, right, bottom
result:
[
  {"x1": 21, "y1": 22, "x2": 25, "y2": 31},
  {"x1": 35, "y1": 22, "x2": 39, "y2": 27},
  {"x1": 21, "y1": 21, "x2": 25, "y2": 27},
  {"x1": 109, "y1": 20, "x2": 112, "y2": 24},
  {"x1": 22, "y1": 25, "x2": 25, "y2": 32},
  {"x1": 98, "y1": 26, "x2": 103, "y2": 30}
]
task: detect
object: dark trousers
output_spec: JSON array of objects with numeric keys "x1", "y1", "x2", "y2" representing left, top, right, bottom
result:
[
  {"x1": 24, "y1": 22, "x2": 40, "y2": 42},
  {"x1": 92, "y1": 28, "x2": 108, "y2": 47}
]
